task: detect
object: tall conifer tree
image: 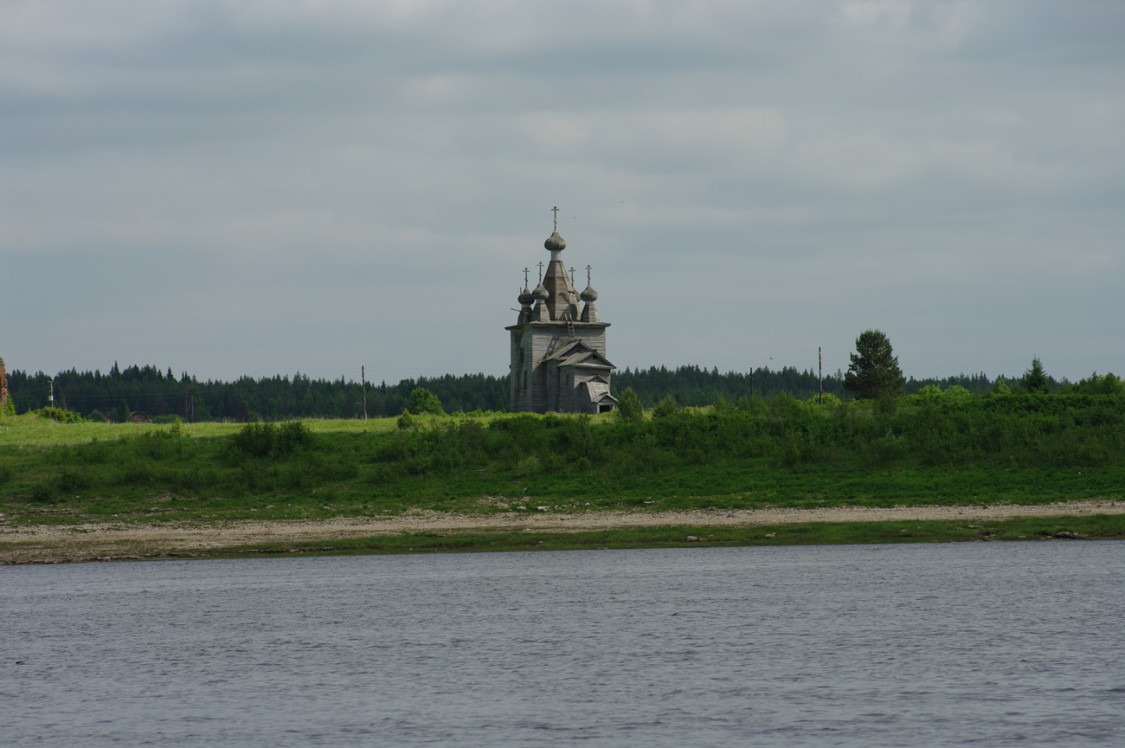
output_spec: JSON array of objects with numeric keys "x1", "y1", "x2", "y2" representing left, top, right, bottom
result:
[{"x1": 843, "y1": 330, "x2": 905, "y2": 400}]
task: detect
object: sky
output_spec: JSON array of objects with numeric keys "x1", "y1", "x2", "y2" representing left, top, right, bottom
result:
[{"x1": 3, "y1": 0, "x2": 1123, "y2": 385}]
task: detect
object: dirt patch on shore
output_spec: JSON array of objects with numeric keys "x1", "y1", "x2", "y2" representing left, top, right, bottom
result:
[{"x1": 3, "y1": 501, "x2": 1123, "y2": 564}]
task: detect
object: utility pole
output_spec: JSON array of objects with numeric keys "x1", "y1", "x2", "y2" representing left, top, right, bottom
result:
[
  {"x1": 361, "y1": 366, "x2": 368, "y2": 421},
  {"x1": 749, "y1": 366, "x2": 753, "y2": 399},
  {"x1": 49, "y1": 379, "x2": 55, "y2": 407}
]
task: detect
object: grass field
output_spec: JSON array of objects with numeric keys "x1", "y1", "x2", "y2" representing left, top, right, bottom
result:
[
  {"x1": 2, "y1": 393, "x2": 1125, "y2": 562},
  {"x1": 3, "y1": 393, "x2": 1125, "y2": 534}
]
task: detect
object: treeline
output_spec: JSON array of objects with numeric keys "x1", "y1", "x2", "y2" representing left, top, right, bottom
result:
[
  {"x1": 6, "y1": 364, "x2": 506, "y2": 422},
  {"x1": 0, "y1": 361, "x2": 1084, "y2": 423},
  {"x1": 614, "y1": 365, "x2": 1000, "y2": 405}
]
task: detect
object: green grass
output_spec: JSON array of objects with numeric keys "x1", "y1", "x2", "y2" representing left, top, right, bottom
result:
[
  {"x1": 0, "y1": 415, "x2": 401, "y2": 447},
  {"x1": 2, "y1": 399, "x2": 1125, "y2": 529}
]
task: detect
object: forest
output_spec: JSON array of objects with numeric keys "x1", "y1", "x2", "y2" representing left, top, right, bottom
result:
[{"x1": 5, "y1": 361, "x2": 1022, "y2": 422}]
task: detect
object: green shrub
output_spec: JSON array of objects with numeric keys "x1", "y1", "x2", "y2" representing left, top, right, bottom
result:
[
  {"x1": 652, "y1": 395, "x2": 680, "y2": 419},
  {"x1": 515, "y1": 455, "x2": 542, "y2": 476},
  {"x1": 1073, "y1": 372, "x2": 1124, "y2": 395},
  {"x1": 30, "y1": 482, "x2": 58, "y2": 504},
  {"x1": 232, "y1": 423, "x2": 275, "y2": 458},
  {"x1": 276, "y1": 421, "x2": 313, "y2": 454},
  {"x1": 808, "y1": 393, "x2": 843, "y2": 408},
  {"x1": 117, "y1": 459, "x2": 155, "y2": 486},
  {"x1": 617, "y1": 387, "x2": 644, "y2": 422},
  {"x1": 408, "y1": 387, "x2": 444, "y2": 415},
  {"x1": 75, "y1": 439, "x2": 110, "y2": 464},
  {"x1": 134, "y1": 430, "x2": 183, "y2": 459},
  {"x1": 231, "y1": 421, "x2": 314, "y2": 459},
  {"x1": 397, "y1": 412, "x2": 417, "y2": 431},
  {"x1": 56, "y1": 469, "x2": 90, "y2": 493},
  {"x1": 36, "y1": 406, "x2": 83, "y2": 423}
]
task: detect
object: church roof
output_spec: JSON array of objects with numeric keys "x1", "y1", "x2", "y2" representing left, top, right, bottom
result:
[
  {"x1": 544, "y1": 339, "x2": 616, "y2": 370},
  {"x1": 509, "y1": 215, "x2": 609, "y2": 329},
  {"x1": 580, "y1": 380, "x2": 618, "y2": 405},
  {"x1": 541, "y1": 256, "x2": 579, "y2": 322}
]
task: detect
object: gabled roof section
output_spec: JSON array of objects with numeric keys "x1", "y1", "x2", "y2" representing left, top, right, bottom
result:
[
  {"x1": 543, "y1": 338, "x2": 590, "y2": 360},
  {"x1": 560, "y1": 351, "x2": 614, "y2": 370},
  {"x1": 580, "y1": 380, "x2": 618, "y2": 405},
  {"x1": 544, "y1": 339, "x2": 616, "y2": 371}
]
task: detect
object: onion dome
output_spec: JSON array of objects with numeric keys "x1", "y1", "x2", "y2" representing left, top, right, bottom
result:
[
  {"x1": 544, "y1": 231, "x2": 566, "y2": 253},
  {"x1": 581, "y1": 285, "x2": 598, "y2": 303},
  {"x1": 518, "y1": 286, "x2": 534, "y2": 306},
  {"x1": 532, "y1": 282, "x2": 549, "y2": 302}
]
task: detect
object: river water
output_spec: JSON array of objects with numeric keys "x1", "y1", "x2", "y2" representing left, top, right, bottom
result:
[{"x1": 3, "y1": 542, "x2": 1124, "y2": 747}]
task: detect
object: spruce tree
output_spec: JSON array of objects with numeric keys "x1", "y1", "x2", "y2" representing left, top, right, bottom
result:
[
  {"x1": 1021, "y1": 356, "x2": 1051, "y2": 393},
  {"x1": 843, "y1": 330, "x2": 905, "y2": 400}
]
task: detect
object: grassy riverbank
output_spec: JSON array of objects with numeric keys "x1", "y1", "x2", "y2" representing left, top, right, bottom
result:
[
  {"x1": 214, "y1": 515, "x2": 1125, "y2": 559},
  {"x1": 4, "y1": 511, "x2": 1123, "y2": 564},
  {"x1": 2, "y1": 393, "x2": 1124, "y2": 535}
]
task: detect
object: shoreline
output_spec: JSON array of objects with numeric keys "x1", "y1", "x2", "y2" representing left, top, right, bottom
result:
[{"x1": 3, "y1": 500, "x2": 1124, "y2": 565}]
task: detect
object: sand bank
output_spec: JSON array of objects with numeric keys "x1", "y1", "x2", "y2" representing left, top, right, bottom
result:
[{"x1": 3, "y1": 500, "x2": 1123, "y2": 564}]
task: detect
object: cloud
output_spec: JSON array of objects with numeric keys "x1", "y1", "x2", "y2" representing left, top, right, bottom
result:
[{"x1": 2, "y1": 0, "x2": 1123, "y2": 383}]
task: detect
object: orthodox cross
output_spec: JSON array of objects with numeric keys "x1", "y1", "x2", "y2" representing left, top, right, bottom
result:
[
  {"x1": 569, "y1": 266, "x2": 576, "y2": 285},
  {"x1": 586, "y1": 265, "x2": 592, "y2": 286},
  {"x1": 551, "y1": 206, "x2": 559, "y2": 231},
  {"x1": 523, "y1": 267, "x2": 529, "y2": 288},
  {"x1": 537, "y1": 261, "x2": 544, "y2": 282}
]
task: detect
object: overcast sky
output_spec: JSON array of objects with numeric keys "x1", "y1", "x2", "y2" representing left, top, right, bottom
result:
[{"x1": 4, "y1": 0, "x2": 1123, "y2": 385}]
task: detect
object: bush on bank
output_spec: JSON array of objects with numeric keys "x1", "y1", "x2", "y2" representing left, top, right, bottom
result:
[{"x1": 2, "y1": 392, "x2": 1125, "y2": 523}]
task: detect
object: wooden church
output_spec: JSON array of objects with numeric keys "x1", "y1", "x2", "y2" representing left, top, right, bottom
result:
[{"x1": 507, "y1": 215, "x2": 618, "y2": 414}]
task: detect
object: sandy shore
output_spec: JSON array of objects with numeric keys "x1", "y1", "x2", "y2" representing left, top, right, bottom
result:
[{"x1": 3, "y1": 500, "x2": 1123, "y2": 565}]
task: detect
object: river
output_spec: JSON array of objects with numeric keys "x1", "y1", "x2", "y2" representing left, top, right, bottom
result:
[{"x1": 3, "y1": 541, "x2": 1123, "y2": 746}]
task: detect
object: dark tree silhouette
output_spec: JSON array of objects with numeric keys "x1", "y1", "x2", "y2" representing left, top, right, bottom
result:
[
  {"x1": 1021, "y1": 356, "x2": 1051, "y2": 393},
  {"x1": 844, "y1": 330, "x2": 905, "y2": 400}
]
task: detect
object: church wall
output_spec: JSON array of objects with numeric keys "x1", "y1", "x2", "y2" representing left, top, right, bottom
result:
[
  {"x1": 546, "y1": 363, "x2": 560, "y2": 411},
  {"x1": 509, "y1": 332, "x2": 528, "y2": 411},
  {"x1": 514, "y1": 323, "x2": 608, "y2": 413},
  {"x1": 531, "y1": 357, "x2": 550, "y2": 412},
  {"x1": 508, "y1": 321, "x2": 614, "y2": 413},
  {"x1": 560, "y1": 369, "x2": 575, "y2": 412}
]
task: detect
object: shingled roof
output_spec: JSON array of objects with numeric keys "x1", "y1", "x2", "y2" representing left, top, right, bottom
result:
[{"x1": 544, "y1": 339, "x2": 615, "y2": 371}]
